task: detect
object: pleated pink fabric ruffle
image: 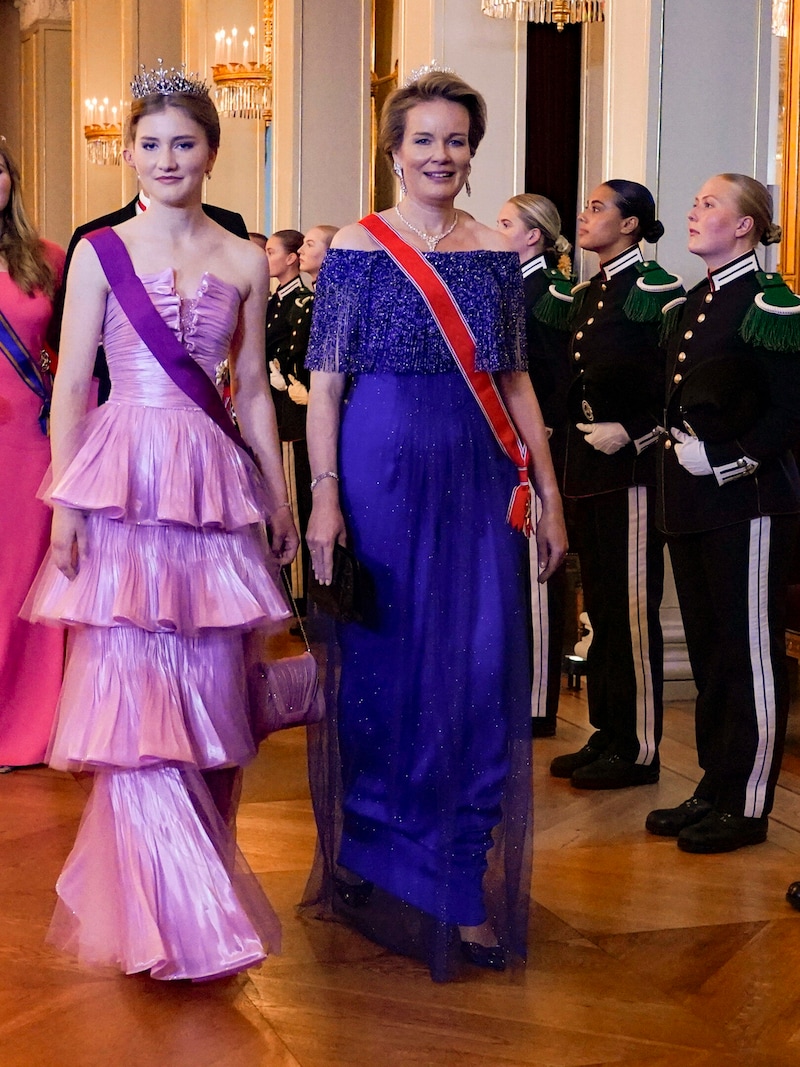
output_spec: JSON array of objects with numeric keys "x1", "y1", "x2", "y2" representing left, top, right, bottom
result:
[{"x1": 48, "y1": 764, "x2": 280, "y2": 980}]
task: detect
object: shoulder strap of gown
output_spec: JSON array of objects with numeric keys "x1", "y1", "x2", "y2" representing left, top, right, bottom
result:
[
  {"x1": 85, "y1": 226, "x2": 249, "y2": 454},
  {"x1": 358, "y1": 212, "x2": 531, "y2": 536}
]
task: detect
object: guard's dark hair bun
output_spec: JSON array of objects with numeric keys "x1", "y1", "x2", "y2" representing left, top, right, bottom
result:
[
  {"x1": 605, "y1": 178, "x2": 663, "y2": 243},
  {"x1": 642, "y1": 219, "x2": 665, "y2": 244}
]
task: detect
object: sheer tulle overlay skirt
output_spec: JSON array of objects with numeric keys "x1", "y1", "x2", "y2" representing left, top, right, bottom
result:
[{"x1": 302, "y1": 373, "x2": 533, "y2": 981}]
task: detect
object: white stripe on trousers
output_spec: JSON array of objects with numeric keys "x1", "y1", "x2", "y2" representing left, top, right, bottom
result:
[
  {"x1": 529, "y1": 493, "x2": 550, "y2": 718},
  {"x1": 745, "y1": 516, "x2": 776, "y2": 818},
  {"x1": 627, "y1": 487, "x2": 657, "y2": 765}
]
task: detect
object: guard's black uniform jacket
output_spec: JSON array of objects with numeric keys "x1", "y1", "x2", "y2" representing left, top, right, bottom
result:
[
  {"x1": 563, "y1": 245, "x2": 664, "y2": 499},
  {"x1": 659, "y1": 251, "x2": 800, "y2": 534},
  {"x1": 266, "y1": 275, "x2": 314, "y2": 443}
]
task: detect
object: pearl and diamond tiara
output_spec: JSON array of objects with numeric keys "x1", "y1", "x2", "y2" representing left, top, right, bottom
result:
[{"x1": 130, "y1": 60, "x2": 210, "y2": 99}]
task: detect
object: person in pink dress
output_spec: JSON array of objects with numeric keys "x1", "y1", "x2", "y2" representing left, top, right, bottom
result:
[
  {"x1": 0, "y1": 139, "x2": 65, "y2": 772},
  {"x1": 25, "y1": 67, "x2": 298, "y2": 981}
]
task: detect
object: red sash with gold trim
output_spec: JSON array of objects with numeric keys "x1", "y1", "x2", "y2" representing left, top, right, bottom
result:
[{"x1": 359, "y1": 212, "x2": 531, "y2": 535}]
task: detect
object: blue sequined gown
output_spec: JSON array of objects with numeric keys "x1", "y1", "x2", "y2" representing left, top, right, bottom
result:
[{"x1": 303, "y1": 247, "x2": 532, "y2": 976}]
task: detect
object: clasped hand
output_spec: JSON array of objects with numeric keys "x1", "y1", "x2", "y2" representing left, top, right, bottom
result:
[
  {"x1": 287, "y1": 375, "x2": 309, "y2": 406},
  {"x1": 670, "y1": 427, "x2": 712, "y2": 476},
  {"x1": 576, "y1": 421, "x2": 631, "y2": 455}
]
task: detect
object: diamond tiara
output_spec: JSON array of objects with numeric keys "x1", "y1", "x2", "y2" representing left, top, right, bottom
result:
[
  {"x1": 130, "y1": 60, "x2": 210, "y2": 99},
  {"x1": 404, "y1": 61, "x2": 455, "y2": 87}
]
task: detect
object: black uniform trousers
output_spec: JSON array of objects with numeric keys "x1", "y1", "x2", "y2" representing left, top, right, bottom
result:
[
  {"x1": 574, "y1": 485, "x2": 664, "y2": 765},
  {"x1": 668, "y1": 513, "x2": 798, "y2": 818}
]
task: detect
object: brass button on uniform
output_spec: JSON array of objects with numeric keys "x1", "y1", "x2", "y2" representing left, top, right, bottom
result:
[
  {"x1": 697, "y1": 313, "x2": 706, "y2": 322},
  {"x1": 677, "y1": 353, "x2": 686, "y2": 362},
  {"x1": 673, "y1": 373, "x2": 683, "y2": 383},
  {"x1": 587, "y1": 317, "x2": 595, "y2": 325},
  {"x1": 684, "y1": 330, "x2": 693, "y2": 340},
  {"x1": 705, "y1": 293, "x2": 713, "y2": 303},
  {"x1": 601, "y1": 283, "x2": 608, "y2": 291},
  {"x1": 576, "y1": 331, "x2": 584, "y2": 340},
  {"x1": 664, "y1": 439, "x2": 672, "y2": 449},
  {"x1": 597, "y1": 300, "x2": 604, "y2": 309},
  {"x1": 574, "y1": 352, "x2": 581, "y2": 361}
]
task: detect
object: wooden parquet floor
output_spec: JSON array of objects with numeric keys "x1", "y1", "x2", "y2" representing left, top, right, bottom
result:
[{"x1": 4, "y1": 679, "x2": 800, "y2": 1066}]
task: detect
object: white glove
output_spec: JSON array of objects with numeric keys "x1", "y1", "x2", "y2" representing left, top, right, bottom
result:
[
  {"x1": 670, "y1": 427, "x2": 712, "y2": 476},
  {"x1": 576, "y1": 421, "x2": 631, "y2": 455},
  {"x1": 287, "y1": 374, "x2": 309, "y2": 406},
  {"x1": 270, "y1": 359, "x2": 287, "y2": 391}
]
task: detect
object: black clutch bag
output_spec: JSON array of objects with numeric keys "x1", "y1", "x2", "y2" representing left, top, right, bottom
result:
[{"x1": 308, "y1": 543, "x2": 372, "y2": 624}]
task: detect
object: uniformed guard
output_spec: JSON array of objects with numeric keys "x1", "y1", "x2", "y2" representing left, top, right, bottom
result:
[
  {"x1": 551, "y1": 179, "x2": 684, "y2": 789},
  {"x1": 497, "y1": 193, "x2": 573, "y2": 738},
  {"x1": 647, "y1": 173, "x2": 800, "y2": 854},
  {"x1": 265, "y1": 229, "x2": 315, "y2": 606}
]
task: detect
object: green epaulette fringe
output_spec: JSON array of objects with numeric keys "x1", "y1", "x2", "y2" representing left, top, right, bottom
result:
[
  {"x1": 532, "y1": 269, "x2": 576, "y2": 331},
  {"x1": 740, "y1": 271, "x2": 800, "y2": 352},
  {"x1": 623, "y1": 261, "x2": 686, "y2": 324}
]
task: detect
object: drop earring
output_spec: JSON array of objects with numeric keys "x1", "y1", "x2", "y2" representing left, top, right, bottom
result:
[
  {"x1": 393, "y1": 161, "x2": 407, "y2": 199},
  {"x1": 465, "y1": 165, "x2": 472, "y2": 198}
]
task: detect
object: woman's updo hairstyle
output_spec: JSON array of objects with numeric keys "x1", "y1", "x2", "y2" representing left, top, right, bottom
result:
[
  {"x1": 508, "y1": 193, "x2": 572, "y2": 261},
  {"x1": 379, "y1": 69, "x2": 487, "y2": 160},
  {"x1": 605, "y1": 179, "x2": 664, "y2": 244},
  {"x1": 125, "y1": 91, "x2": 221, "y2": 154},
  {"x1": 719, "y1": 173, "x2": 782, "y2": 246}
]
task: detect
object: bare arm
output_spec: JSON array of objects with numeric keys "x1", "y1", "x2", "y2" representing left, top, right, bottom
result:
[
  {"x1": 48, "y1": 240, "x2": 108, "y2": 578},
  {"x1": 496, "y1": 370, "x2": 568, "y2": 582},
  {"x1": 305, "y1": 370, "x2": 348, "y2": 584},
  {"x1": 229, "y1": 253, "x2": 299, "y2": 566}
]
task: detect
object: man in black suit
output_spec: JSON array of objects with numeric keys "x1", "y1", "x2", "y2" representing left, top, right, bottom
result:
[{"x1": 53, "y1": 193, "x2": 249, "y2": 401}]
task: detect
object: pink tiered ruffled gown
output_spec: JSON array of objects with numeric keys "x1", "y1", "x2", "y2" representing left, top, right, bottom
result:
[{"x1": 25, "y1": 263, "x2": 289, "y2": 980}]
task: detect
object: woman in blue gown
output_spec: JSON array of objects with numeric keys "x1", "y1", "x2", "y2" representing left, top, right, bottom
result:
[{"x1": 302, "y1": 69, "x2": 567, "y2": 980}]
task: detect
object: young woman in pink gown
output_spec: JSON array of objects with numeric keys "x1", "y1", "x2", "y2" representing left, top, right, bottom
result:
[
  {"x1": 0, "y1": 139, "x2": 65, "y2": 771},
  {"x1": 25, "y1": 72, "x2": 298, "y2": 980}
]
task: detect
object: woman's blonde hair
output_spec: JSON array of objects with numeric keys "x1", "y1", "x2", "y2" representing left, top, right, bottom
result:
[
  {"x1": 508, "y1": 193, "x2": 572, "y2": 260},
  {"x1": 379, "y1": 70, "x2": 487, "y2": 160},
  {"x1": 0, "y1": 140, "x2": 56, "y2": 298},
  {"x1": 719, "y1": 173, "x2": 782, "y2": 246}
]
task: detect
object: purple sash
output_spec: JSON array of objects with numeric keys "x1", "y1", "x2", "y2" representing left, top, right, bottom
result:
[{"x1": 86, "y1": 227, "x2": 249, "y2": 453}]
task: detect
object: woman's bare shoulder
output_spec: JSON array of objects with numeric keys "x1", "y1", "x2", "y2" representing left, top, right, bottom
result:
[
  {"x1": 331, "y1": 221, "x2": 378, "y2": 252},
  {"x1": 460, "y1": 214, "x2": 507, "y2": 252}
]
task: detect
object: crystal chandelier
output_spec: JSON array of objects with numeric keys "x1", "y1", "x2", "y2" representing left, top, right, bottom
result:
[
  {"x1": 481, "y1": 0, "x2": 605, "y2": 31},
  {"x1": 212, "y1": 0, "x2": 273, "y2": 122},
  {"x1": 83, "y1": 97, "x2": 123, "y2": 166}
]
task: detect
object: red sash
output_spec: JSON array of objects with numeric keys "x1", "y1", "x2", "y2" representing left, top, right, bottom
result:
[{"x1": 360, "y1": 212, "x2": 531, "y2": 536}]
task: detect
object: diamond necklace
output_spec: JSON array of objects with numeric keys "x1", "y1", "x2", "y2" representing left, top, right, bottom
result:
[{"x1": 394, "y1": 204, "x2": 459, "y2": 252}]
